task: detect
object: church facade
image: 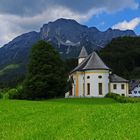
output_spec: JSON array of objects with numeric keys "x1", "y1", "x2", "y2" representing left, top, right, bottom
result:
[{"x1": 67, "y1": 47, "x2": 129, "y2": 98}]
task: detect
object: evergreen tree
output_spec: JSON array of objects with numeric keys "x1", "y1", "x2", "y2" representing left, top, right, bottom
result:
[{"x1": 23, "y1": 40, "x2": 67, "y2": 99}]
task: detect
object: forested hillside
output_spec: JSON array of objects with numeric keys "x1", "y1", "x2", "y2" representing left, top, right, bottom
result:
[
  {"x1": 1, "y1": 36, "x2": 140, "y2": 88},
  {"x1": 100, "y1": 37, "x2": 140, "y2": 79}
]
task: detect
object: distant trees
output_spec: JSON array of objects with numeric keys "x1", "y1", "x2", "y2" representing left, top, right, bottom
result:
[
  {"x1": 100, "y1": 36, "x2": 140, "y2": 79},
  {"x1": 22, "y1": 40, "x2": 67, "y2": 99}
]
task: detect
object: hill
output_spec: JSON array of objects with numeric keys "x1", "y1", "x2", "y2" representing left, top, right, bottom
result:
[{"x1": 0, "y1": 98, "x2": 139, "y2": 140}]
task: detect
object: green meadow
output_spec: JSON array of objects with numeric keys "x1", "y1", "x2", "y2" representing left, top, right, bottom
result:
[{"x1": 0, "y1": 98, "x2": 139, "y2": 140}]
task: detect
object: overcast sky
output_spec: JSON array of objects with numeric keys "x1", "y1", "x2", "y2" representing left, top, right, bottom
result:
[{"x1": 0, "y1": 0, "x2": 140, "y2": 46}]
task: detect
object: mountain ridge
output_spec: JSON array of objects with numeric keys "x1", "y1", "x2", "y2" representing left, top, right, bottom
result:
[
  {"x1": 0, "y1": 18, "x2": 136, "y2": 67},
  {"x1": 0, "y1": 18, "x2": 137, "y2": 87}
]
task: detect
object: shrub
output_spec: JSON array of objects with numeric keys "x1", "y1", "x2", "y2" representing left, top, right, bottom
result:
[
  {"x1": 7, "y1": 89, "x2": 18, "y2": 99},
  {"x1": 0, "y1": 86, "x2": 23, "y2": 99},
  {"x1": 0, "y1": 88, "x2": 9, "y2": 99},
  {"x1": 3, "y1": 92, "x2": 10, "y2": 99},
  {"x1": 8, "y1": 86, "x2": 23, "y2": 99},
  {"x1": 0, "y1": 93, "x2": 2, "y2": 99},
  {"x1": 106, "y1": 93, "x2": 140, "y2": 103}
]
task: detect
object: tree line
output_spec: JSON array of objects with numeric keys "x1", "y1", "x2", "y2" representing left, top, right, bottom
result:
[{"x1": 100, "y1": 36, "x2": 140, "y2": 79}]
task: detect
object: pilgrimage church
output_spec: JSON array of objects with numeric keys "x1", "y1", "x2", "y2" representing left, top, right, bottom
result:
[{"x1": 67, "y1": 47, "x2": 129, "y2": 97}]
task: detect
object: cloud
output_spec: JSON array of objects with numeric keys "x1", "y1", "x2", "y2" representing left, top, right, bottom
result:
[
  {"x1": 112, "y1": 17, "x2": 140, "y2": 30},
  {"x1": 0, "y1": 0, "x2": 138, "y2": 16},
  {"x1": 0, "y1": 6, "x2": 97, "y2": 46},
  {"x1": 0, "y1": 0, "x2": 139, "y2": 46}
]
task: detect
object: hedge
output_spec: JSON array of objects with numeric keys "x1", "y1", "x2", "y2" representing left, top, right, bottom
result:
[{"x1": 106, "y1": 93, "x2": 140, "y2": 103}]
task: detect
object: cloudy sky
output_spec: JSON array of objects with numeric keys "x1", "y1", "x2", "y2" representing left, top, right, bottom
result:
[{"x1": 0, "y1": 0, "x2": 140, "y2": 46}]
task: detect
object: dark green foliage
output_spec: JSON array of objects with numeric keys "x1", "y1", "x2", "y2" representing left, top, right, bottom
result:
[
  {"x1": 0, "y1": 93, "x2": 2, "y2": 99},
  {"x1": 100, "y1": 37, "x2": 140, "y2": 79},
  {"x1": 7, "y1": 86, "x2": 23, "y2": 99},
  {"x1": 0, "y1": 86, "x2": 23, "y2": 99},
  {"x1": 64, "y1": 58, "x2": 77, "y2": 93},
  {"x1": 23, "y1": 40, "x2": 67, "y2": 99},
  {"x1": 106, "y1": 93, "x2": 140, "y2": 103},
  {"x1": 0, "y1": 64, "x2": 26, "y2": 89},
  {"x1": 64, "y1": 58, "x2": 77, "y2": 75}
]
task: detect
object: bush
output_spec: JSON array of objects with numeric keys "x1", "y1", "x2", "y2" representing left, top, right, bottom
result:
[
  {"x1": 0, "y1": 93, "x2": 2, "y2": 99},
  {"x1": 7, "y1": 89, "x2": 18, "y2": 99},
  {"x1": 106, "y1": 93, "x2": 140, "y2": 103},
  {"x1": 0, "y1": 88, "x2": 9, "y2": 99},
  {"x1": 8, "y1": 86, "x2": 23, "y2": 99},
  {"x1": 0, "y1": 86, "x2": 23, "y2": 99}
]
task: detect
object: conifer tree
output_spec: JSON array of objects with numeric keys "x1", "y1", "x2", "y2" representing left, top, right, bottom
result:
[{"x1": 23, "y1": 40, "x2": 67, "y2": 99}]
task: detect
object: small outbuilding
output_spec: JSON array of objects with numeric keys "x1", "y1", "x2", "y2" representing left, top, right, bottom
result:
[{"x1": 129, "y1": 80, "x2": 140, "y2": 97}]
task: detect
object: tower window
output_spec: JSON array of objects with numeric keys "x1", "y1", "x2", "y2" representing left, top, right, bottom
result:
[
  {"x1": 113, "y1": 84, "x2": 117, "y2": 89},
  {"x1": 87, "y1": 83, "x2": 90, "y2": 95}
]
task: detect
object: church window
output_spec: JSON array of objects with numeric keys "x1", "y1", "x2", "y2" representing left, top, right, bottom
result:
[
  {"x1": 113, "y1": 84, "x2": 117, "y2": 89},
  {"x1": 99, "y1": 83, "x2": 103, "y2": 95},
  {"x1": 98, "y1": 75, "x2": 102, "y2": 79},
  {"x1": 134, "y1": 91, "x2": 137, "y2": 94},
  {"x1": 121, "y1": 84, "x2": 125, "y2": 89},
  {"x1": 87, "y1": 83, "x2": 90, "y2": 95},
  {"x1": 87, "y1": 76, "x2": 90, "y2": 79}
]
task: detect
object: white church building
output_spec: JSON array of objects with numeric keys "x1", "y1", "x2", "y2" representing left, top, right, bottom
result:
[{"x1": 67, "y1": 47, "x2": 129, "y2": 98}]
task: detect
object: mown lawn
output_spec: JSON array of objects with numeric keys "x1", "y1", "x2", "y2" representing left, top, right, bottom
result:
[{"x1": 0, "y1": 98, "x2": 139, "y2": 140}]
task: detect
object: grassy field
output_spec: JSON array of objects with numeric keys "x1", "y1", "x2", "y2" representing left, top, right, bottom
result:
[{"x1": 0, "y1": 98, "x2": 139, "y2": 140}]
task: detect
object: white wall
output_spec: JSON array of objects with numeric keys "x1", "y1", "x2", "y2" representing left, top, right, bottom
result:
[
  {"x1": 110, "y1": 83, "x2": 128, "y2": 96},
  {"x1": 130, "y1": 85, "x2": 140, "y2": 97},
  {"x1": 77, "y1": 70, "x2": 110, "y2": 97}
]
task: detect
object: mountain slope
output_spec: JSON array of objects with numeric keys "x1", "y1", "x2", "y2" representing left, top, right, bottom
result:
[
  {"x1": 0, "y1": 31, "x2": 40, "y2": 69},
  {"x1": 40, "y1": 19, "x2": 136, "y2": 57},
  {"x1": 0, "y1": 18, "x2": 136, "y2": 87}
]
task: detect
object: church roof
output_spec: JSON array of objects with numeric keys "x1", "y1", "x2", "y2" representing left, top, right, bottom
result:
[
  {"x1": 79, "y1": 47, "x2": 88, "y2": 58},
  {"x1": 110, "y1": 74, "x2": 128, "y2": 83},
  {"x1": 129, "y1": 80, "x2": 140, "y2": 91},
  {"x1": 71, "y1": 51, "x2": 110, "y2": 73}
]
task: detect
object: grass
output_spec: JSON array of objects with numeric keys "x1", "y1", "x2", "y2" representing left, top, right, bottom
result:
[
  {"x1": 0, "y1": 98, "x2": 139, "y2": 140},
  {"x1": 0, "y1": 64, "x2": 19, "y2": 75}
]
